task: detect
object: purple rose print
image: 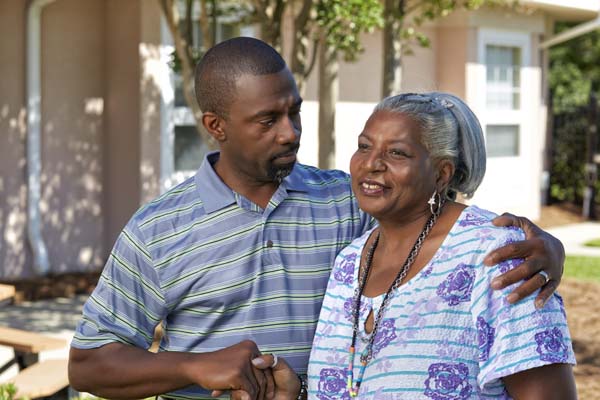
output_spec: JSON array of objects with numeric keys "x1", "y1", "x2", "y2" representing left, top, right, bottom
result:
[
  {"x1": 317, "y1": 368, "x2": 351, "y2": 400},
  {"x1": 535, "y1": 327, "x2": 569, "y2": 363},
  {"x1": 458, "y1": 213, "x2": 488, "y2": 227},
  {"x1": 343, "y1": 296, "x2": 370, "y2": 322},
  {"x1": 437, "y1": 264, "x2": 475, "y2": 306},
  {"x1": 372, "y1": 318, "x2": 397, "y2": 356},
  {"x1": 334, "y1": 253, "x2": 357, "y2": 284},
  {"x1": 476, "y1": 316, "x2": 495, "y2": 362},
  {"x1": 424, "y1": 362, "x2": 472, "y2": 400}
]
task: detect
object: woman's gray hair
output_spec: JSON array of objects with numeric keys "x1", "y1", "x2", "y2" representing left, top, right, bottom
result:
[{"x1": 373, "y1": 92, "x2": 486, "y2": 198}]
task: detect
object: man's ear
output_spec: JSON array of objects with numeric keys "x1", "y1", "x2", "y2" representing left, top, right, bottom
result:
[
  {"x1": 202, "y1": 112, "x2": 227, "y2": 142},
  {"x1": 436, "y1": 159, "x2": 455, "y2": 192}
]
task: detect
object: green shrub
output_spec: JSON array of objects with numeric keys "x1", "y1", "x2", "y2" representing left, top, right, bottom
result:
[{"x1": 0, "y1": 384, "x2": 17, "y2": 400}]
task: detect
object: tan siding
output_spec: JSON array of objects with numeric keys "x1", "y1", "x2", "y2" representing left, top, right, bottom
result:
[
  {"x1": 41, "y1": 0, "x2": 106, "y2": 274},
  {"x1": 0, "y1": 1, "x2": 32, "y2": 279},
  {"x1": 104, "y1": 0, "x2": 142, "y2": 251}
]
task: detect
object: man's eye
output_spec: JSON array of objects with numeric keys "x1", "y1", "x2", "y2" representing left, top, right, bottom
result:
[
  {"x1": 358, "y1": 143, "x2": 369, "y2": 150},
  {"x1": 260, "y1": 118, "x2": 276, "y2": 127}
]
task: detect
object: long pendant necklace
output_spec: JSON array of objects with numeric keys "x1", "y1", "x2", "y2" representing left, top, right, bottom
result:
[{"x1": 347, "y1": 201, "x2": 444, "y2": 397}]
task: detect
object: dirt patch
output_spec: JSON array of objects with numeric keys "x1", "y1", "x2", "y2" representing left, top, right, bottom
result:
[
  {"x1": 561, "y1": 278, "x2": 600, "y2": 398},
  {"x1": 535, "y1": 203, "x2": 588, "y2": 229},
  {"x1": 1, "y1": 271, "x2": 100, "y2": 303}
]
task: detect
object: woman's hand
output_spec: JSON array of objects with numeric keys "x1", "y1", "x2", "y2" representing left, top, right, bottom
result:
[
  {"x1": 485, "y1": 213, "x2": 565, "y2": 308},
  {"x1": 211, "y1": 354, "x2": 298, "y2": 400}
]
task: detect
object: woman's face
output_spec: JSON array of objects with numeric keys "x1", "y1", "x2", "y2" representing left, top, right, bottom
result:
[{"x1": 350, "y1": 111, "x2": 439, "y2": 221}]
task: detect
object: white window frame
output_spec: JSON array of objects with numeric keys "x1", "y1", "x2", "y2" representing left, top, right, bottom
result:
[{"x1": 477, "y1": 29, "x2": 531, "y2": 159}]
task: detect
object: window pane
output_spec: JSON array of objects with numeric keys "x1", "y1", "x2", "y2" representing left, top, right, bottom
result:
[
  {"x1": 174, "y1": 126, "x2": 209, "y2": 171},
  {"x1": 486, "y1": 45, "x2": 521, "y2": 110},
  {"x1": 486, "y1": 125, "x2": 519, "y2": 157}
]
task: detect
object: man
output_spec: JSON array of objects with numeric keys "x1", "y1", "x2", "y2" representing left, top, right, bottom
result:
[{"x1": 69, "y1": 37, "x2": 564, "y2": 400}]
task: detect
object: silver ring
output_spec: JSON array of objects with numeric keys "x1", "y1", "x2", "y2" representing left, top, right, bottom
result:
[
  {"x1": 538, "y1": 270, "x2": 550, "y2": 284},
  {"x1": 272, "y1": 354, "x2": 278, "y2": 368}
]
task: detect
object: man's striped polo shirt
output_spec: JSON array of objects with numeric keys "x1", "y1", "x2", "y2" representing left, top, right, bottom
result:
[{"x1": 72, "y1": 152, "x2": 373, "y2": 399}]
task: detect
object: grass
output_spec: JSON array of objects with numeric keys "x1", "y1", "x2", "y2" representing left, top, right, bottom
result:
[
  {"x1": 584, "y1": 238, "x2": 600, "y2": 248},
  {"x1": 564, "y1": 255, "x2": 600, "y2": 282}
]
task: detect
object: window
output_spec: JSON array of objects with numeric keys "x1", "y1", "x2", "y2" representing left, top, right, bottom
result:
[
  {"x1": 485, "y1": 125, "x2": 519, "y2": 157},
  {"x1": 478, "y1": 30, "x2": 530, "y2": 158},
  {"x1": 485, "y1": 45, "x2": 521, "y2": 110}
]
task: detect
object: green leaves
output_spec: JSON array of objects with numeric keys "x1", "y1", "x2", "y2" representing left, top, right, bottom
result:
[{"x1": 315, "y1": 0, "x2": 384, "y2": 61}]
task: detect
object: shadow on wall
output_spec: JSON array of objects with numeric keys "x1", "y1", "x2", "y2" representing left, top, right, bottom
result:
[
  {"x1": 0, "y1": 98, "x2": 106, "y2": 281},
  {"x1": 0, "y1": 105, "x2": 31, "y2": 279}
]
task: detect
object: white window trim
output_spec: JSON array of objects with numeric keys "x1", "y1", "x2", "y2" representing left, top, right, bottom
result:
[
  {"x1": 160, "y1": 17, "x2": 199, "y2": 193},
  {"x1": 477, "y1": 29, "x2": 531, "y2": 159}
]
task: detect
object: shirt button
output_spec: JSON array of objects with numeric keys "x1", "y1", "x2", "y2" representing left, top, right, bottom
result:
[{"x1": 266, "y1": 240, "x2": 274, "y2": 248}]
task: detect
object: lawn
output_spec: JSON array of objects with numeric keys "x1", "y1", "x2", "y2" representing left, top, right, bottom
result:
[
  {"x1": 564, "y1": 255, "x2": 600, "y2": 282},
  {"x1": 584, "y1": 238, "x2": 600, "y2": 248}
]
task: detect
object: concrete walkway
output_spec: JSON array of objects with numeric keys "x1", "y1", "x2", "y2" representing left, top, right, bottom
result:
[
  {"x1": 546, "y1": 222, "x2": 600, "y2": 257},
  {"x1": 0, "y1": 295, "x2": 87, "y2": 382}
]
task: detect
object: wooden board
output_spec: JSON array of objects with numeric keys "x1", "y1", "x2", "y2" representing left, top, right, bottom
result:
[
  {"x1": 0, "y1": 326, "x2": 66, "y2": 353},
  {"x1": 0, "y1": 284, "x2": 15, "y2": 303},
  {"x1": 11, "y1": 359, "x2": 69, "y2": 399}
]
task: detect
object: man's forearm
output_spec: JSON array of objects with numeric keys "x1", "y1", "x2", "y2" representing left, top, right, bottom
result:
[{"x1": 69, "y1": 343, "x2": 195, "y2": 399}]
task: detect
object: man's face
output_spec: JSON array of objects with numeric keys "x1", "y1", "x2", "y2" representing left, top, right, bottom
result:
[{"x1": 220, "y1": 68, "x2": 302, "y2": 184}]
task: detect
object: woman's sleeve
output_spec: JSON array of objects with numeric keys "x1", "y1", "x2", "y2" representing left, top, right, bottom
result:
[{"x1": 470, "y1": 228, "x2": 576, "y2": 394}]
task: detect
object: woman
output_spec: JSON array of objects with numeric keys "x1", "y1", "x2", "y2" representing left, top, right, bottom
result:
[{"x1": 259, "y1": 92, "x2": 576, "y2": 399}]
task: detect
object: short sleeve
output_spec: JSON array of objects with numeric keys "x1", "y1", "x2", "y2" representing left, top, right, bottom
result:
[
  {"x1": 470, "y1": 228, "x2": 575, "y2": 393},
  {"x1": 71, "y1": 217, "x2": 167, "y2": 350}
]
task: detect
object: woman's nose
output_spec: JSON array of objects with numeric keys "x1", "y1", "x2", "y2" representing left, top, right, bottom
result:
[{"x1": 364, "y1": 151, "x2": 385, "y2": 171}]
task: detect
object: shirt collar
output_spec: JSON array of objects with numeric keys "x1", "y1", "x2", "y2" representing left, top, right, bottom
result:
[{"x1": 195, "y1": 151, "x2": 310, "y2": 213}]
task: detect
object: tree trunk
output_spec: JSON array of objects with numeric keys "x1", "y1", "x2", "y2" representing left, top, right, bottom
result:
[
  {"x1": 158, "y1": 0, "x2": 216, "y2": 149},
  {"x1": 583, "y1": 92, "x2": 598, "y2": 220},
  {"x1": 381, "y1": 0, "x2": 404, "y2": 97},
  {"x1": 317, "y1": 32, "x2": 339, "y2": 170}
]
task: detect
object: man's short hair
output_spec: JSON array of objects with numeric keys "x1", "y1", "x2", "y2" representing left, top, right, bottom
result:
[{"x1": 194, "y1": 37, "x2": 287, "y2": 118}]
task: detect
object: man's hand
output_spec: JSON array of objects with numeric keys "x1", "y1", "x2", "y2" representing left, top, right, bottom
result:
[
  {"x1": 485, "y1": 213, "x2": 565, "y2": 309},
  {"x1": 184, "y1": 340, "x2": 273, "y2": 400},
  {"x1": 215, "y1": 354, "x2": 299, "y2": 400}
]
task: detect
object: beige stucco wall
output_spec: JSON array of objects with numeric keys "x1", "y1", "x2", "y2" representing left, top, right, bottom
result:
[
  {"x1": 0, "y1": 1, "x2": 32, "y2": 279},
  {"x1": 41, "y1": 0, "x2": 106, "y2": 274},
  {"x1": 104, "y1": 0, "x2": 142, "y2": 250},
  {"x1": 139, "y1": 0, "x2": 163, "y2": 204}
]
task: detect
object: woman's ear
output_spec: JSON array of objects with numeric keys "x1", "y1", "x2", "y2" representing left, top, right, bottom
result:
[
  {"x1": 202, "y1": 112, "x2": 227, "y2": 142},
  {"x1": 436, "y1": 159, "x2": 455, "y2": 193}
]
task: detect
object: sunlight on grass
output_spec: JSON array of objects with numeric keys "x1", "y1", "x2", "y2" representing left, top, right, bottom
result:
[
  {"x1": 564, "y1": 256, "x2": 600, "y2": 282},
  {"x1": 584, "y1": 238, "x2": 600, "y2": 248}
]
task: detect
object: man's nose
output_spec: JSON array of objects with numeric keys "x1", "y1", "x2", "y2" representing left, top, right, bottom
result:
[{"x1": 277, "y1": 116, "x2": 300, "y2": 144}]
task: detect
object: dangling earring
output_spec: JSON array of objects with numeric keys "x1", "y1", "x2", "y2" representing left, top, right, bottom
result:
[{"x1": 427, "y1": 190, "x2": 442, "y2": 215}]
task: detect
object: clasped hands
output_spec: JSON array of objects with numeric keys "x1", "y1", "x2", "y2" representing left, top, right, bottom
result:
[{"x1": 201, "y1": 214, "x2": 564, "y2": 399}]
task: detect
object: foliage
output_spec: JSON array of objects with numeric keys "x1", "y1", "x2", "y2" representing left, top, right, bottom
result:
[
  {"x1": 564, "y1": 256, "x2": 600, "y2": 282},
  {"x1": 548, "y1": 23, "x2": 600, "y2": 206},
  {"x1": 584, "y1": 238, "x2": 600, "y2": 248},
  {"x1": 549, "y1": 22, "x2": 600, "y2": 113},
  {"x1": 315, "y1": 0, "x2": 383, "y2": 62},
  {"x1": 0, "y1": 384, "x2": 17, "y2": 400}
]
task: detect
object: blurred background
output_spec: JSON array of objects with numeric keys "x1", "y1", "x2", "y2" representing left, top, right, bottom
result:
[{"x1": 0, "y1": 0, "x2": 599, "y2": 398}]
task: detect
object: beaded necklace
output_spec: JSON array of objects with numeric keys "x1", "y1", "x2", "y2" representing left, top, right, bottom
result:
[{"x1": 347, "y1": 202, "x2": 444, "y2": 397}]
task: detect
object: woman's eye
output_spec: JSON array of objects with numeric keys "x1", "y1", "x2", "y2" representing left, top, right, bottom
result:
[{"x1": 389, "y1": 149, "x2": 407, "y2": 157}]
